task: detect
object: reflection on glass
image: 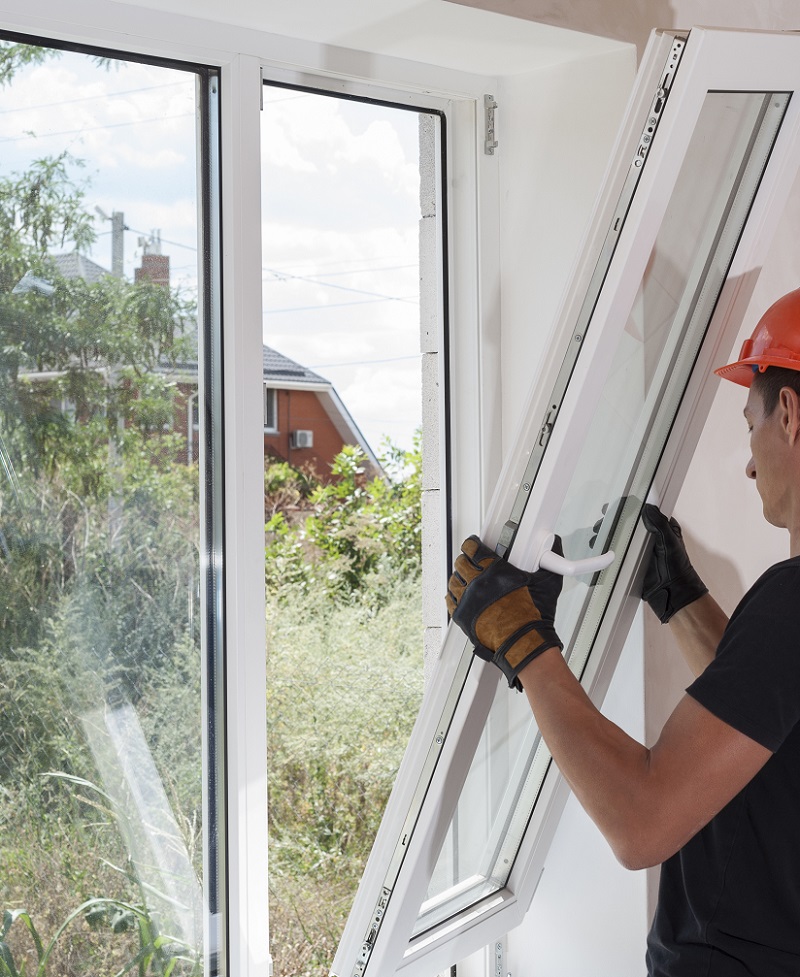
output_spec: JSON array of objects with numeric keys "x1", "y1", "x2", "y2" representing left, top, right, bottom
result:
[
  {"x1": 415, "y1": 90, "x2": 789, "y2": 935},
  {"x1": 0, "y1": 42, "x2": 209, "y2": 974}
]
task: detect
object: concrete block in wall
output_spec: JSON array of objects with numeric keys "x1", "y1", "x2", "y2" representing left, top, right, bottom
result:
[
  {"x1": 419, "y1": 212, "x2": 439, "y2": 354},
  {"x1": 423, "y1": 625, "x2": 444, "y2": 689},
  {"x1": 421, "y1": 351, "x2": 440, "y2": 490},
  {"x1": 421, "y1": 485, "x2": 443, "y2": 629}
]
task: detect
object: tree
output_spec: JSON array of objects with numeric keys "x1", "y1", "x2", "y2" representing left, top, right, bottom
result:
[
  {"x1": 0, "y1": 150, "x2": 198, "y2": 669},
  {"x1": 0, "y1": 39, "x2": 112, "y2": 89}
]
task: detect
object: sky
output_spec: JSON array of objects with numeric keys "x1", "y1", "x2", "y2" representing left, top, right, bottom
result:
[
  {"x1": 261, "y1": 87, "x2": 423, "y2": 455},
  {"x1": 0, "y1": 45, "x2": 424, "y2": 456}
]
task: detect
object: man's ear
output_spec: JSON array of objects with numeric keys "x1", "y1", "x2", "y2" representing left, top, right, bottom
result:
[{"x1": 779, "y1": 386, "x2": 800, "y2": 446}]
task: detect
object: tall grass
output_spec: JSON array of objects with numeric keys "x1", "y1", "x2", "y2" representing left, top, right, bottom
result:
[{"x1": 266, "y1": 573, "x2": 423, "y2": 976}]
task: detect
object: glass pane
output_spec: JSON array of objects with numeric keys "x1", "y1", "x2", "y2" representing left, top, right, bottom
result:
[
  {"x1": 0, "y1": 40, "x2": 214, "y2": 974},
  {"x1": 415, "y1": 89, "x2": 789, "y2": 935},
  {"x1": 261, "y1": 86, "x2": 437, "y2": 976}
]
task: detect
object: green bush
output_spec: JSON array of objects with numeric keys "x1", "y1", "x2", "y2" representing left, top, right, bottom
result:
[
  {"x1": 264, "y1": 439, "x2": 424, "y2": 975},
  {"x1": 265, "y1": 436, "x2": 421, "y2": 601}
]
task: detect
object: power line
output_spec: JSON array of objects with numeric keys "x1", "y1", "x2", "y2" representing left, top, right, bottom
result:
[
  {"x1": 264, "y1": 297, "x2": 418, "y2": 314},
  {"x1": 306, "y1": 263, "x2": 416, "y2": 279},
  {"x1": 0, "y1": 81, "x2": 188, "y2": 115},
  {"x1": 262, "y1": 253, "x2": 413, "y2": 274},
  {"x1": 0, "y1": 111, "x2": 193, "y2": 144},
  {"x1": 263, "y1": 266, "x2": 416, "y2": 304},
  {"x1": 125, "y1": 226, "x2": 198, "y2": 254},
  {"x1": 306, "y1": 353, "x2": 421, "y2": 368},
  {"x1": 0, "y1": 81, "x2": 308, "y2": 122}
]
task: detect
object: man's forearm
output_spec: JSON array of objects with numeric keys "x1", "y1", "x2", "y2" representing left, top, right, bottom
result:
[
  {"x1": 516, "y1": 641, "x2": 768, "y2": 870},
  {"x1": 518, "y1": 647, "x2": 656, "y2": 868},
  {"x1": 665, "y1": 592, "x2": 728, "y2": 676}
]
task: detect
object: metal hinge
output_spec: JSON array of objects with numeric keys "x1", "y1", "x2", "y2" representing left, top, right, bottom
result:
[
  {"x1": 484, "y1": 94, "x2": 498, "y2": 155},
  {"x1": 495, "y1": 941, "x2": 511, "y2": 977},
  {"x1": 350, "y1": 887, "x2": 391, "y2": 976}
]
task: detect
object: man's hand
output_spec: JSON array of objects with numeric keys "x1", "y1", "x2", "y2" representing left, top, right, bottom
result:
[
  {"x1": 446, "y1": 535, "x2": 563, "y2": 690},
  {"x1": 641, "y1": 504, "x2": 708, "y2": 623}
]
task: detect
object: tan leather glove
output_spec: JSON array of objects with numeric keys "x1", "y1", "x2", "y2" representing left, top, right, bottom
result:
[{"x1": 446, "y1": 535, "x2": 563, "y2": 691}]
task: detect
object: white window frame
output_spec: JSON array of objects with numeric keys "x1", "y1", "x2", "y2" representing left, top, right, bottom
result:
[{"x1": 331, "y1": 26, "x2": 800, "y2": 977}]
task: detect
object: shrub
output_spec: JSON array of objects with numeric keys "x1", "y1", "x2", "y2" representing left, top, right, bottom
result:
[{"x1": 266, "y1": 572, "x2": 423, "y2": 975}]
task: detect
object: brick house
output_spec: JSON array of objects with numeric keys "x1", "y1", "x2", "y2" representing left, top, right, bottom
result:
[{"x1": 262, "y1": 345, "x2": 381, "y2": 480}]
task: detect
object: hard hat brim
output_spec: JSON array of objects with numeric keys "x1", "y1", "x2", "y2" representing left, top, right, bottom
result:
[
  {"x1": 715, "y1": 352, "x2": 800, "y2": 387},
  {"x1": 714, "y1": 360, "x2": 757, "y2": 387}
]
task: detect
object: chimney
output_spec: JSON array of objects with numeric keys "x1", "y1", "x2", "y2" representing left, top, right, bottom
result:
[
  {"x1": 135, "y1": 252, "x2": 170, "y2": 287},
  {"x1": 135, "y1": 230, "x2": 170, "y2": 287}
]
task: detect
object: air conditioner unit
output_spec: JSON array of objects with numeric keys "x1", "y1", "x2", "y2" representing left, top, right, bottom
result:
[{"x1": 290, "y1": 429, "x2": 313, "y2": 449}]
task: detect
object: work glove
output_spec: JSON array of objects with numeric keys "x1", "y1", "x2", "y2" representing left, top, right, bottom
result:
[
  {"x1": 641, "y1": 504, "x2": 707, "y2": 624},
  {"x1": 446, "y1": 535, "x2": 563, "y2": 691}
]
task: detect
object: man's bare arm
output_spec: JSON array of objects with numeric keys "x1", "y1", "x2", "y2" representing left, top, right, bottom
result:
[
  {"x1": 519, "y1": 646, "x2": 770, "y2": 870},
  {"x1": 665, "y1": 592, "x2": 729, "y2": 676}
]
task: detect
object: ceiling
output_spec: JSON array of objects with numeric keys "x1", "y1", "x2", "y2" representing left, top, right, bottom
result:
[
  {"x1": 102, "y1": 0, "x2": 629, "y2": 75},
  {"x1": 448, "y1": 0, "x2": 800, "y2": 59}
]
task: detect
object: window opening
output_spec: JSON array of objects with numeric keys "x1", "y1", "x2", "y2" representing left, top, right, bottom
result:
[
  {"x1": 0, "y1": 35, "x2": 223, "y2": 977},
  {"x1": 261, "y1": 83, "x2": 443, "y2": 976}
]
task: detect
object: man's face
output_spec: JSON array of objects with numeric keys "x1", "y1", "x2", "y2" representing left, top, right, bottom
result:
[{"x1": 744, "y1": 383, "x2": 790, "y2": 528}]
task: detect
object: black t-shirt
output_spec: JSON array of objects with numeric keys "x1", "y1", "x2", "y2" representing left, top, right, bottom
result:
[{"x1": 646, "y1": 556, "x2": 800, "y2": 977}]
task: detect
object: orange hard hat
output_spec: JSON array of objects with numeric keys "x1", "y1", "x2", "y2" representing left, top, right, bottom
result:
[{"x1": 715, "y1": 287, "x2": 800, "y2": 387}]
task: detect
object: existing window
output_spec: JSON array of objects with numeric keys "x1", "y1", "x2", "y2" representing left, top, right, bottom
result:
[
  {"x1": 263, "y1": 385, "x2": 277, "y2": 431},
  {"x1": 0, "y1": 36, "x2": 224, "y2": 977},
  {"x1": 333, "y1": 27, "x2": 800, "y2": 977}
]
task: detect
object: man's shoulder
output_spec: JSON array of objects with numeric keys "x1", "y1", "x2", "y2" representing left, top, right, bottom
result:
[{"x1": 737, "y1": 555, "x2": 800, "y2": 608}]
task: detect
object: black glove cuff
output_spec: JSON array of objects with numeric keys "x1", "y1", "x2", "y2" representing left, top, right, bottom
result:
[
  {"x1": 644, "y1": 570, "x2": 708, "y2": 624},
  {"x1": 493, "y1": 624, "x2": 563, "y2": 691}
]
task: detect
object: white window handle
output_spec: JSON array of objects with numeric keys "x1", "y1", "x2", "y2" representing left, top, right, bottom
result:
[{"x1": 535, "y1": 532, "x2": 615, "y2": 577}]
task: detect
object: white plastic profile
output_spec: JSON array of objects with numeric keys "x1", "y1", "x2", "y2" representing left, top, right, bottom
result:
[{"x1": 536, "y1": 532, "x2": 615, "y2": 576}]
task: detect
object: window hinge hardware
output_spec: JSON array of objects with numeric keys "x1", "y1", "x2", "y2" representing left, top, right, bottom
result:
[
  {"x1": 351, "y1": 887, "x2": 391, "y2": 976},
  {"x1": 484, "y1": 94, "x2": 498, "y2": 155},
  {"x1": 494, "y1": 941, "x2": 511, "y2": 977}
]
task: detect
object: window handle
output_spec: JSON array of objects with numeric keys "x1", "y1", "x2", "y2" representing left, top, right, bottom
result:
[{"x1": 536, "y1": 532, "x2": 615, "y2": 577}]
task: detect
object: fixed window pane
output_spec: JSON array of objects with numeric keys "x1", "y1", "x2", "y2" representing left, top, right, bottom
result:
[{"x1": 0, "y1": 38, "x2": 221, "y2": 976}]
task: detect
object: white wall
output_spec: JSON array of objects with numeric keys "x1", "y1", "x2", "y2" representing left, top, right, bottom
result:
[
  {"x1": 512, "y1": 612, "x2": 648, "y2": 977},
  {"x1": 495, "y1": 49, "x2": 636, "y2": 464}
]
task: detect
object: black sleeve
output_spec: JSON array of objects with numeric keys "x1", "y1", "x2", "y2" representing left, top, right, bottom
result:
[{"x1": 686, "y1": 561, "x2": 800, "y2": 752}]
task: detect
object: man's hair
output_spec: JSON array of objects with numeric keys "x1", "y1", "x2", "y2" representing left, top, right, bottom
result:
[{"x1": 751, "y1": 366, "x2": 800, "y2": 415}]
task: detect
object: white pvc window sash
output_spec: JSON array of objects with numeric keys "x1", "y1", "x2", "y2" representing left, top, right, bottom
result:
[{"x1": 334, "y1": 27, "x2": 800, "y2": 977}]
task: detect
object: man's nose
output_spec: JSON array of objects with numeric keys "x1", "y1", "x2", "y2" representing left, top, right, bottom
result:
[{"x1": 746, "y1": 456, "x2": 756, "y2": 480}]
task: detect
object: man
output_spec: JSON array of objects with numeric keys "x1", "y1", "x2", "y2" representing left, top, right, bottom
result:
[{"x1": 446, "y1": 287, "x2": 800, "y2": 976}]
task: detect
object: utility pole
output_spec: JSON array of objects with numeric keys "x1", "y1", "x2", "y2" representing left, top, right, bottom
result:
[
  {"x1": 111, "y1": 211, "x2": 125, "y2": 278},
  {"x1": 95, "y1": 206, "x2": 127, "y2": 278}
]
